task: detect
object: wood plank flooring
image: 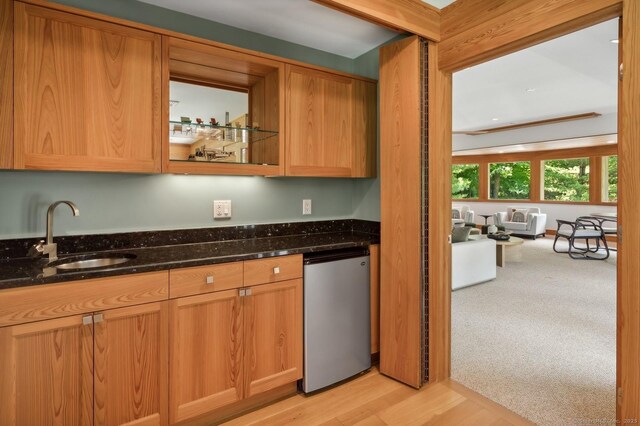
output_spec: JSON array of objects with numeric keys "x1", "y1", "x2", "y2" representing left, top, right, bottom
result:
[{"x1": 222, "y1": 368, "x2": 534, "y2": 425}]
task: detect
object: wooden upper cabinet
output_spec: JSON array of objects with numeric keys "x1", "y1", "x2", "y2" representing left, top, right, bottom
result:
[
  {"x1": 13, "y1": 3, "x2": 161, "y2": 173},
  {"x1": 0, "y1": 0, "x2": 12, "y2": 169},
  {"x1": 286, "y1": 65, "x2": 377, "y2": 177},
  {"x1": 93, "y1": 302, "x2": 168, "y2": 426},
  {"x1": 0, "y1": 314, "x2": 94, "y2": 426},
  {"x1": 163, "y1": 37, "x2": 284, "y2": 176},
  {"x1": 243, "y1": 279, "x2": 303, "y2": 398}
]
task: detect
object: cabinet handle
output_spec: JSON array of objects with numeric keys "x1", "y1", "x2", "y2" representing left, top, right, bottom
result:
[
  {"x1": 93, "y1": 313, "x2": 104, "y2": 324},
  {"x1": 206, "y1": 275, "x2": 214, "y2": 284},
  {"x1": 273, "y1": 266, "x2": 280, "y2": 274},
  {"x1": 239, "y1": 289, "x2": 246, "y2": 297},
  {"x1": 82, "y1": 315, "x2": 93, "y2": 326},
  {"x1": 245, "y1": 288, "x2": 252, "y2": 296}
]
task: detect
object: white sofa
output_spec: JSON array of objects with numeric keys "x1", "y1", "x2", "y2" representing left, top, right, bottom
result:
[
  {"x1": 452, "y1": 204, "x2": 475, "y2": 227},
  {"x1": 452, "y1": 237, "x2": 497, "y2": 290},
  {"x1": 494, "y1": 207, "x2": 547, "y2": 239}
]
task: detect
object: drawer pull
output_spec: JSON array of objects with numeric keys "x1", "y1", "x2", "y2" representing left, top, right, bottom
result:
[
  {"x1": 206, "y1": 275, "x2": 214, "y2": 284},
  {"x1": 273, "y1": 266, "x2": 280, "y2": 274}
]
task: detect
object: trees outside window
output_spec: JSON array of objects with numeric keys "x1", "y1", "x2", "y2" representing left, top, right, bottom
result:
[
  {"x1": 543, "y1": 158, "x2": 590, "y2": 201},
  {"x1": 603, "y1": 155, "x2": 618, "y2": 202},
  {"x1": 489, "y1": 162, "x2": 530, "y2": 199},
  {"x1": 452, "y1": 164, "x2": 479, "y2": 199}
]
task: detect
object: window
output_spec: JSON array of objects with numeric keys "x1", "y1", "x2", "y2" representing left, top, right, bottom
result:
[
  {"x1": 489, "y1": 161, "x2": 530, "y2": 199},
  {"x1": 452, "y1": 164, "x2": 479, "y2": 199},
  {"x1": 543, "y1": 158, "x2": 590, "y2": 202},
  {"x1": 602, "y1": 155, "x2": 618, "y2": 202}
]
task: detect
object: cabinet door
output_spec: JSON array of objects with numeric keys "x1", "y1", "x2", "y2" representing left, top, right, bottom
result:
[
  {"x1": 243, "y1": 279, "x2": 303, "y2": 398},
  {"x1": 169, "y1": 290, "x2": 243, "y2": 424},
  {"x1": 93, "y1": 302, "x2": 168, "y2": 426},
  {"x1": 286, "y1": 65, "x2": 353, "y2": 177},
  {"x1": 14, "y1": 3, "x2": 161, "y2": 173},
  {"x1": 0, "y1": 314, "x2": 93, "y2": 426},
  {"x1": 286, "y1": 65, "x2": 376, "y2": 177}
]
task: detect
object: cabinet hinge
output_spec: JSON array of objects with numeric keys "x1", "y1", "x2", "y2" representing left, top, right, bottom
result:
[
  {"x1": 618, "y1": 225, "x2": 622, "y2": 243},
  {"x1": 619, "y1": 63, "x2": 624, "y2": 81},
  {"x1": 617, "y1": 386, "x2": 623, "y2": 405}
]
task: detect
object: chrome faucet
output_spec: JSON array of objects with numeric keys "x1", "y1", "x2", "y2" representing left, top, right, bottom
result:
[{"x1": 28, "y1": 201, "x2": 80, "y2": 261}]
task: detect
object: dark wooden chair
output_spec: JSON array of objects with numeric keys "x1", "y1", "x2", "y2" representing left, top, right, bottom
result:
[{"x1": 553, "y1": 217, "x2": 610, "y2": 260}]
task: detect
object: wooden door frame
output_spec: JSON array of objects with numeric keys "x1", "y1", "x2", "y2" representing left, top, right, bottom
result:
[
  {"x1": 430, "y1": 0, "x2": 638, "y2": 421},
  {"x1": 316, "y1": 0, "x2": 638, "y2": 418}
]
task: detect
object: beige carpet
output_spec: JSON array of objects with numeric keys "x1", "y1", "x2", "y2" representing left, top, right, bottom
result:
[{"x1": 451, "y1": 237, "x2": 617, "y2": 426}]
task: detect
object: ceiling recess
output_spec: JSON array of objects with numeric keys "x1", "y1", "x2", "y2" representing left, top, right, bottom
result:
[{"x1": 453, "y1": 112, "x2": 602, "y2": 136}]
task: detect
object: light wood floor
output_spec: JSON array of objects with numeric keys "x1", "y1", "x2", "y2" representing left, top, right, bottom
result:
[{"x1": 223, "y1": 367, "x2": 534, "y2": 425}]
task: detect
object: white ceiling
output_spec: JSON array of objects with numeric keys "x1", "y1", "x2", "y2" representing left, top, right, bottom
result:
[
  {"x1": 138, "y1": 0, "x2": 400, "y2": 58},
  {"x1": 453, "y1": 19, "x2": 619, "y2": 132},
  {"x1": 142, "y1": 0, "x2": 617, "y2": 154},
  {"x1": 453, "y1": 134, "x2": 617, "y2": 157},
  {"x1": 422, "y1": 0, "x2": 457, "y2": 8}
]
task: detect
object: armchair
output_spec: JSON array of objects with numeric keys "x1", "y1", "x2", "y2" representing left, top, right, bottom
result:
[
  {"x1": 452, "y1": 204, "x2": 475, "y2": 227},
  {"x1": 552, "y1": 218, "x2": 609, "y2": 259},
  {"x1": 493, "y1": 207, "x2": 547, "y2": 239}
]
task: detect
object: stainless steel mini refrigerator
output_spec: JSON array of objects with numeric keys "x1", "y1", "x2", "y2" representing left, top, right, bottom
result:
[{"x1": 302, "y1": 248, "x2": 371, "y2": 393}]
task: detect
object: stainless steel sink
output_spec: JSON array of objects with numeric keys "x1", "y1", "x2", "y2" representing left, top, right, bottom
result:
[{"x1": 47, "y1": 253, "x2": 136, "y2": 270}]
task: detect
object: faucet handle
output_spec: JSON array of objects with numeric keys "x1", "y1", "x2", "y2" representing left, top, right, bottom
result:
[{"x1": 28, "y1": 240, "x2": 46, "y2": 257}]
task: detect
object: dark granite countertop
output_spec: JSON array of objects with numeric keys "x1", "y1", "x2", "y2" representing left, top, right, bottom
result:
[{"x1": 0, "y1": 230, "x2": 379, "y2": 290}]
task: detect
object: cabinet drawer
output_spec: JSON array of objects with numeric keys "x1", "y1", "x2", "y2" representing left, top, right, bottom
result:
[
  {"x1": 244, "y1": 255, "x2": 303, "y2": 286},
  {"x1": 0, "y1": 271, "x2": 169, "y2": 327},
  {"x1": 170, "y1": 262, "x2": 243, "y2": 298}
]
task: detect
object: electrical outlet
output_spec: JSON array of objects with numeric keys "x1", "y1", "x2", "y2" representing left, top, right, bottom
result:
[
  {"x1": 302, "y1": 199, "x2": 312, "y2": 215},
  {"x1": 213, "y1": 200, "x2": 232, "y2": 219}
]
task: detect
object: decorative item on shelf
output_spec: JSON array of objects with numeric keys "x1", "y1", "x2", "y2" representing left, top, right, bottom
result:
[
  {"x1": 180, "y1": 116, "x2": 192, "y2": 124},
  {"x1": 210, "y1": 117, "x2": 219, "y2": 126},
  {"x1": 240, "y1": 147, "x2": 248, "y2": 163},
  {"x1": 487, "y1": 224, "x2": 498, "y2": 234},
  {"x1": 172, "y1": 123, "x2": 182, "y2": 135},
  {"x1": 234, "y1": 122, "x2": 242, "y2": 142},
  {"x1": 196, "y1": 118, "x2": 204, "y2": 126}
]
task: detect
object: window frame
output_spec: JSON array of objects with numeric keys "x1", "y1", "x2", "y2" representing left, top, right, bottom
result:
[{"x1": 452, "y1": 145, "x2": 617, "y2": 205}]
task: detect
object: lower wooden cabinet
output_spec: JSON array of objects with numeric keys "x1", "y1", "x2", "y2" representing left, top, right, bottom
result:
[
  {"x1": 94, "y1": 302, "x2": 168, "y2": 426},
  {"x1": 244, "y1": 279, "x2": 303, "y2": 398},
  {"x1": 169, "y1": 290, "x2": 244, "y2": 423},
  {"x1": 0, "y1": 314, "x2": 93, "y2": 425},
  {"x1": 169, "y1": 279, "x2": 302, "y2": 423},
  {"x1": 0, "y1": 302, "x2": 168, "y2": 426}
]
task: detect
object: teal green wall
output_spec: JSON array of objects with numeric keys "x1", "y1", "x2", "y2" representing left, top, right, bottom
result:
[
  {"x1": 0, "y1": 0, "x2": 385, "y2": 240},
  {"x1": 0, "y1": 171, "x2": 355, "y2": 239}
]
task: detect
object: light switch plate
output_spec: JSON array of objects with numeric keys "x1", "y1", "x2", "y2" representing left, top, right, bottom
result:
[
  {"x1": 213, "y1": 200, "x2": 232, "y2": 219},
  {"x1": 302, "y1": 199, "x2": 312, "y2": 215}
]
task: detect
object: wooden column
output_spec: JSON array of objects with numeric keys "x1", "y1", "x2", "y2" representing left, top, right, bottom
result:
[
  {"x1": 379, "y1": 36, "x2": 423, "y2": 388},
  {"x1": 428, "y1": 41, "x2": 453, "y2": 383},
  {"x1": 530, "y1": 159, "x2": 542, "y2": 202},
  {"x1": 618, "y1": 0, "x2": 640, "y2": 418}
]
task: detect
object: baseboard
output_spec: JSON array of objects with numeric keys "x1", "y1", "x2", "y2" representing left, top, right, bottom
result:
[{"x1": 177, "y1": 382, "x2": 298, "y2": 425}]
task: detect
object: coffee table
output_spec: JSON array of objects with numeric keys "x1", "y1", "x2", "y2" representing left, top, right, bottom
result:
[{"x1": 494, "y1": 236, "x2": 524, "y2": 267}]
